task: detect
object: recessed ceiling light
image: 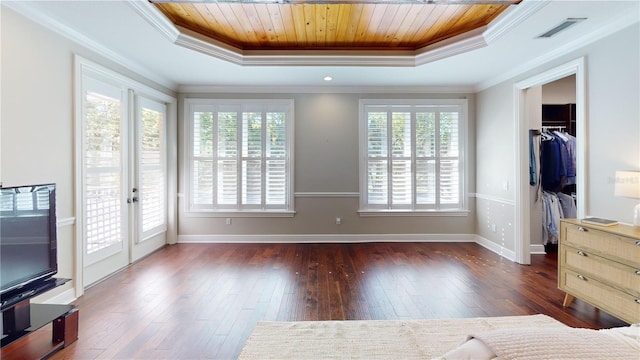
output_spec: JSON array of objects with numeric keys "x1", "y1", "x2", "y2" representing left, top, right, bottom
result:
[{"x1": 323, "y1": 76, "x2": 333, "y2": 81}]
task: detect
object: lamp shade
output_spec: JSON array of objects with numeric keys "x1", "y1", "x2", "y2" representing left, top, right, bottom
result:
[{"x1": 614, "y1": 171, "x2": 640, "y2": 199}]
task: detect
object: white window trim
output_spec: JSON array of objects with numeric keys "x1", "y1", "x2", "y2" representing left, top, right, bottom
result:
[
  {"x1": 358, "y1": 98, "x2": 468, "y2": 216},
  {"x1": 184, "y1": 98, "x2": 295, "y2": 217}
]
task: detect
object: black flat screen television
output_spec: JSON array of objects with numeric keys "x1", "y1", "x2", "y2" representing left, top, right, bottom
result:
[{"x1": 0, "y1": 184, "x2": 58, "y2": 302}]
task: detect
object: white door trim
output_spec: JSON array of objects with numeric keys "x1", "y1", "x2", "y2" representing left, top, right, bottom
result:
[{"x1": 513, "y1": 57, "x2": 587, "y2": 264}]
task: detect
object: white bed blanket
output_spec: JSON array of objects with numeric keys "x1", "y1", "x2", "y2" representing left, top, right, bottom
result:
[{"x1": 438, "y1": 325, "x2": 640, "y2": 360}]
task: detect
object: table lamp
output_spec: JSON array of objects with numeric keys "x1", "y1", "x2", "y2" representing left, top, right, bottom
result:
[{"x1": 614, "y1": 170, "x2": 640, "y2": 226}]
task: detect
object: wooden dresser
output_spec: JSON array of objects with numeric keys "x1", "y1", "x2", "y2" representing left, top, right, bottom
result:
[{"x1": 559, "y1": 219, "x2": 640, "y2": 324}]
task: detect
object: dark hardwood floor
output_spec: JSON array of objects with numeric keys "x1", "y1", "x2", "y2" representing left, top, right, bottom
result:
[{"x1": 44, "y1": 242, "x2": 625, "y2": 359}]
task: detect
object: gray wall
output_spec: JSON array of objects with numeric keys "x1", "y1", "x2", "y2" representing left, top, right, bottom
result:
[
  {"x1": 476, "y1": 22, "x2": 640, "y2": 252},
  {"x1": 177, "y1": 92, "x2": 477, "y2": 238}
]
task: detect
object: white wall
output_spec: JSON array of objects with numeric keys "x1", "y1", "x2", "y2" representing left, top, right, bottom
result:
[
  {"x1": 476, "y1": 22, "x2": 640, "y2": 253},
  {"x1": 1, "y1": 7, "x2": 175, "y2": 302}
]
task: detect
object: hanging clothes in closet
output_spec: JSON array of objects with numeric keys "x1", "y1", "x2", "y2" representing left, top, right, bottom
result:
[
  {"x1": 535, "y1": 128, "x2": 577, "y2": 245},
  {"x1": 540, "y1": 129, "x2": 576, "y2": 192}
]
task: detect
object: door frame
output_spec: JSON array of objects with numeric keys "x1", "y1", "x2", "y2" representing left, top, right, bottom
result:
[
  {"x1": 74, "y1": 55, "x2": 177, "y2": 297},
  {"x1": 513, "y1": 57, "x2": 587, "y2": 264}
]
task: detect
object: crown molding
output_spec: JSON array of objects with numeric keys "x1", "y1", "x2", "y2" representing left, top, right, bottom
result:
[
  {"x1": 483, "y1": 0, "x2": 551, "y2": 43},
  {"x1": 178, "y1": 84, "x2": 475, "y2": 94},
  {"x1": 127, "y1": 0, "x2": 180, "y2": 42},
  {"x1": 3, "y1": 0, "x2": 178, "y2": 91},
  {"x1": 476, "y1": 5, "x2": 640, "y2": 91},
  {"x1": 133, "y1": 0, "x2": 541, "y2": 67}
]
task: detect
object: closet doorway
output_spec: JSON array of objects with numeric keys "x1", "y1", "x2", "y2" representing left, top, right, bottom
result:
[{"x1": 513, "y1": 58, "x2": 587, "y2": 265}]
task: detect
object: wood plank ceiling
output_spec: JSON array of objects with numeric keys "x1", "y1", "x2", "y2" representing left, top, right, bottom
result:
[{"x1": 151, "y1": 1, "x2": 521, "y2": 52}]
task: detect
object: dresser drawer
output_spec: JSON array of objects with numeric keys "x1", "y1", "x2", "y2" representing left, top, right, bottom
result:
[
  {"x1": 559, "y1": 268, "x2": 640, "y2": 324},
  {"x1": 563, "y1": 223, "x2": 640, "y2": 266},
  {"x1": 560, "y1": 244, "x2": 640, "y2": 297}
]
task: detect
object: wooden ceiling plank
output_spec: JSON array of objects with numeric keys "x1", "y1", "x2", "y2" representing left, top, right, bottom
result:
[
  {"x1": 400, "y1": 4, "x2": 440, "y2": 46},
  {"x1": 325, "y1": 5, "x2": 339, "y2": 47},
  {"x1": 199, "y1": 4, "x2": 239, "y2": 45},
  {"x1": 354, "y1": 4, "x2": 375, "y2": 45},
  {"x1": 407, "y1": 5, "x2": 451, "y2": 46},
  {"x1": 341, "y1": 4, "x2": 364, "y2": 46},
  {"x1": 254, "y1": 4, "x2": 279, "y2": 45},
  {"x1": 154, "y1": 2, "x2": 514, "y2": 52},
  {"x1": 462, "y1": 4, "x2": 508, "y2": 28},
  {"x1": 269, "y1": 4, "x2": 293, "y2": 45},
  {"x1": 216, "y1": 3, "x2": 254, "y2": 45},
  {"x1": 441, "y1": 5, "x2": 509, "y2": 42},
  {"x1": 362, "y1": 4, "x2": 390, "y2": 45},
  {"x1": 416, "y1": 4, "x2": 468, "y2": 45},
  {"x1": 303, "y1": 4, "x2": 317, "y2": 47},
  {"x1": 371, "y1": 4, "x2": 400, "y2": 45},
  {"x1": 333, "y1": 4, "x2": 352, "y2": 47},
  {"x1": 290, "y1": 5, "x2": 308, "y2": 47},
  {"x1": 234, "y1": 5, "x2": 267, "y2": 47},
  {"x1": 315, "y1": 4, "x2": 328, "y2": 46},
  {"x1": 385, "y1": 5, "x2": 415, "y2": 48},
  {"x1": 163, "y1": 3, "x2": 195, "y2": 29}
]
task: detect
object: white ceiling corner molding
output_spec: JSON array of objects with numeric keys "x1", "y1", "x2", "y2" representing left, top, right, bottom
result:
[
  {"x1": 4, "y1": 0, "x2": 178, "y2": 90},
  {"x1": 126, "y1": 0, "x2": 180, "y2": 42},
  {"x1": 483, "y1": 0, "x2": 551, "y2": 43},
  {"x1": 174, "y1": 26, "x2": 246, "y2": 65},
  {"x1": 129, "y1": 0, "x2": 539, "y2": 67},
  {"x1": 178, "y1": 84, "x2": 475, "y2": 94},
  {"x1": 415, "y1": 27, "x2": 488, "y2": 66}
]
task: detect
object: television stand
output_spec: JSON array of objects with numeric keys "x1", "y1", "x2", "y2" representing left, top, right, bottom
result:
[{"x1": 1, "y1": 279, "x2": 78, "y2": 359}]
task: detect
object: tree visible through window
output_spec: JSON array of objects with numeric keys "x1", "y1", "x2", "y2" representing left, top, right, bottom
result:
[
  {"x1": 188, "y1": 99, "x2": 293, "y2": 213},
  {"x1": 360, "y1": 99, "x2": 466, "y2": 212}
]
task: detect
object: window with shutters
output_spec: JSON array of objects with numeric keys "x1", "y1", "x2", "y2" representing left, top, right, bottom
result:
[
  {"x1": 186, "y1": 99, "x2": 294, "y2": 215},
  {"x1": 359, "y1": 99, "x2": 467, "y2": 214}
]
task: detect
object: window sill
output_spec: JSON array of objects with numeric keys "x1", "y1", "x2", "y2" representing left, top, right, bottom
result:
[
  {"x1": 358, "y1": 209, "x2": 470, "y2": 217},
  {"x1": 184, "y1": 210, "x2": 296, "y2": 218}
]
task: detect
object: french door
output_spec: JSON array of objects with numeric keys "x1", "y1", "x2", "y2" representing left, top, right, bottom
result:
[{"x1": 77, "y1": 60, "x2": 168, "y2": 288}]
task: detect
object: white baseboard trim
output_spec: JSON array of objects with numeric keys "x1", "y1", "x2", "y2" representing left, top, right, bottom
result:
[
  {"x1": 473, "y1": 235, "x2": 516, "y2": 262},
  {"x1": 179, "y1": 233, "x2": 524, "y2": 262},
  {"x1": 178, "y1": 233, "x2": 476, "y2": 244},
  {"x1": 530, "y1": 244, "x2": 547, "y2": 255}
]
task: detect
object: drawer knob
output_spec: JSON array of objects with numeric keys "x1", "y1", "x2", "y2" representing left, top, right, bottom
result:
[
  {"x1": 636, "y1": 270, "x2": 640, "y2": 276},
  {"x1": 578, "y1": 226, "x2": 588, "y2": 232},
  {"x1": 636, "y1": 241, "x2": 640, "y2": 246},
  {"x1": 577, "y1": 274, "x2": 586, "y2": 281},
  {"x1": 577, "y1": 250, "x2": 586, "y2": 256},
  {"x1": 636, "y1": 299, "x2": 640, "y2": 305}
]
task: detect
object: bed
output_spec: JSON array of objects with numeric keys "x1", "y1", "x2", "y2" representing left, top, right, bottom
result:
[{"x1": 238, "y1": 314, "x2": 640, "y2": 359}]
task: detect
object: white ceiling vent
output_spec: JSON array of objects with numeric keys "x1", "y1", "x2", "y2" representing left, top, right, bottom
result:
[{"x1": 537, "y1": 18, "x2": 587, "y2": 38}]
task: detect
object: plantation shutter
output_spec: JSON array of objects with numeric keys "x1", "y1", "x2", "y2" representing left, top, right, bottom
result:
[
  {"x1": 266, "y1": 111, "x2": 287, "y2": 206},
  {"x1": 187, "y1": 100, "x2": 293, "y2": 212},
  {"x1": 242, "y1": 110, "x2": 262, "y2": 206},
  {"x1": 439, "y1": 110, "x2": 460, "y2": 206},
  {"x1": 361, "y1": 100, "x2": 465, "y2": 212},
  {"x1": 82, "y1": 79, "x2": 126, "y2": 262},
  {"x1": 137, "y1": 96, "x2": 167, "y2": 240},
  {"x1": 367, "y1": 110, "x2": 388, "y2": 206},
  {"x1": 192, "y1": 107, "x2": 214, "y2": 208},
  {"x1": 391, "y1": 111, "x2": 412, "y2": 207},
  {"x1": 218, "y1": 110, "x2": 239, "y2": 206}
]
